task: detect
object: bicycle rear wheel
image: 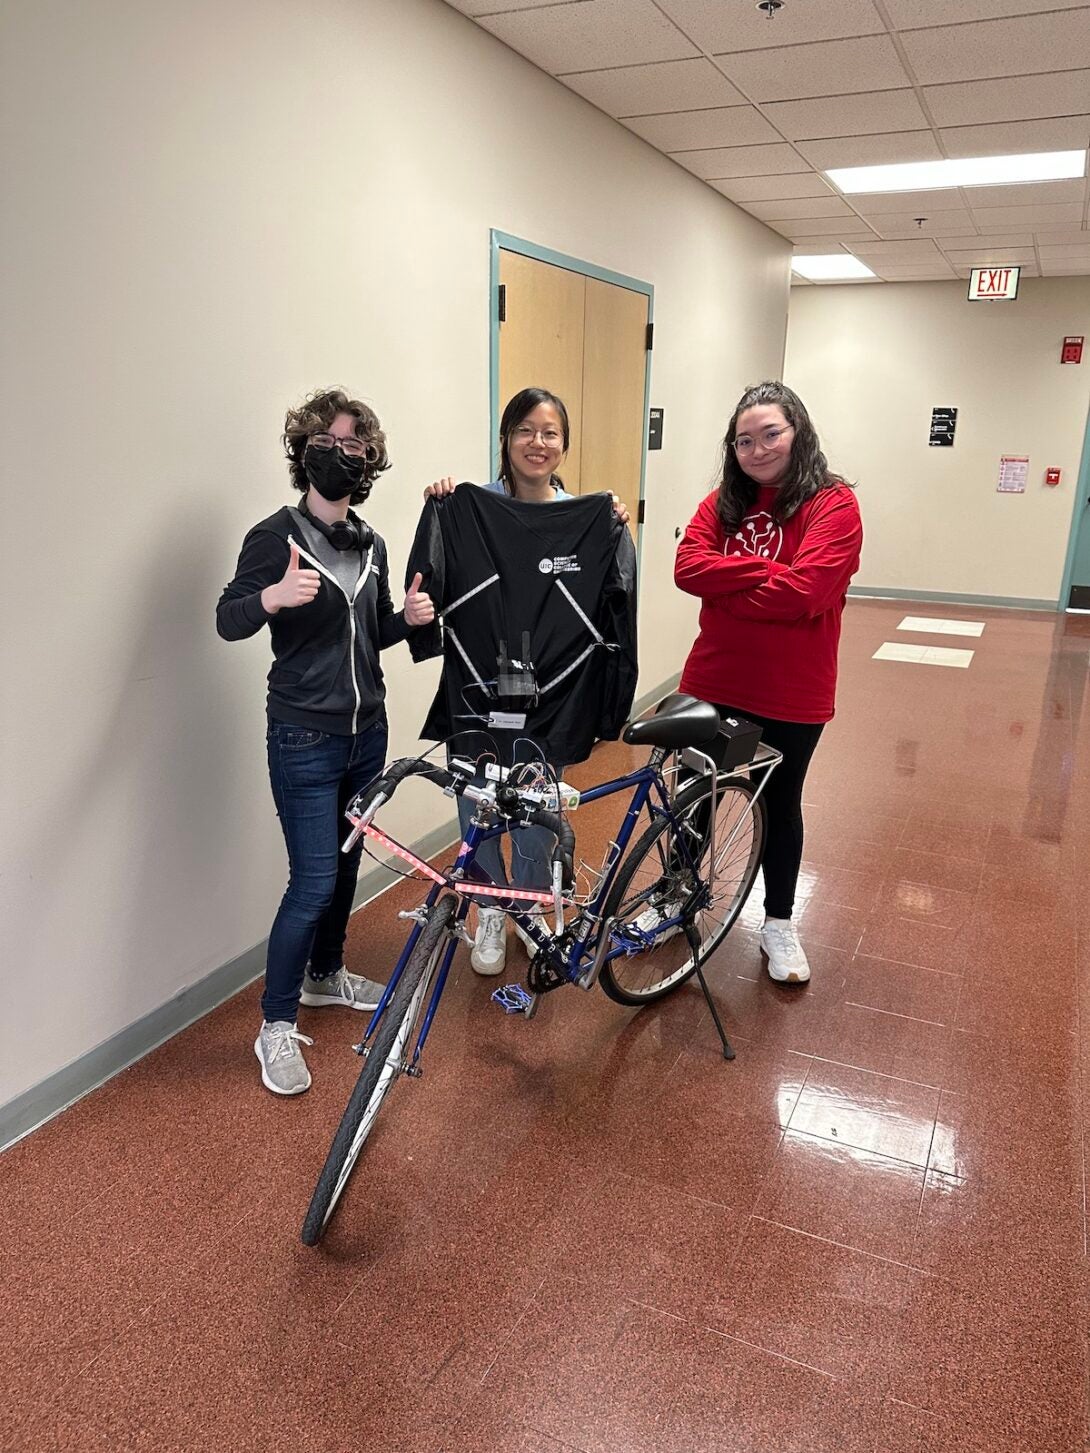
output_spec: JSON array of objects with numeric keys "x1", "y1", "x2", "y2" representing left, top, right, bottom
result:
[
  {"x1": 598, "y1": 775, "x2": 765, "y2": 1006},
  {"x1": 301, "y1": 895, "x2": 456, "y2": 1245}
]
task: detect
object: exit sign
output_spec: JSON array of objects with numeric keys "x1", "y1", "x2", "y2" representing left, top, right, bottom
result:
[{"x1": 968, "y1": 266, "x2": 1020, "y2": 302}]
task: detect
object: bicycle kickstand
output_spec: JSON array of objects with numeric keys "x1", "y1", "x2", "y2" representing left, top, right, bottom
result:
[{"x1": 687, "y1": 930, "x2": 735, "y2": 1062}]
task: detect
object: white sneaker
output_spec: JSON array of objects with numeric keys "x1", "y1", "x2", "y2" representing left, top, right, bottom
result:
[
  {"x1": 470, "y1": 907, "x2": 507, "y2": 976},
  {"x1": 254, "y1": 1021, "x2": 314, "y2": 1096},
  {"x1": 633, "y1": 897, "x2": 684, "y2": 942},
  {"x1": 513, "y1": 908, "x2": 551, "y2": 954},
  {"x1": 760, "y1": 917, "x2": 810, "y2": 984}
]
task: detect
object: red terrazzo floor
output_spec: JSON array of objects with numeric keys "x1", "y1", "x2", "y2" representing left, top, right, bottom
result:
[{"x1": 4, "y1": 598, "x2": 1089, "y2": 1452}]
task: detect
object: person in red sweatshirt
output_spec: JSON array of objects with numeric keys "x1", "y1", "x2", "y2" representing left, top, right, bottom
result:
[{"x1": 675, "y1": 380, "x2": 862, "y2": 985}]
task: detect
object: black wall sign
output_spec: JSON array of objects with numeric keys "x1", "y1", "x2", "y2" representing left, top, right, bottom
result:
[
  {"x1": 648, "y1": 408, "x2": 664, "y2": 450},
  {"x1": 929, "y1": 407, "x2": 957, "y2": 447}
]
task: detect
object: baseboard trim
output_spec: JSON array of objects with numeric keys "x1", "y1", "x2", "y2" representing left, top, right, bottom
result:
[
  {"x1": 1, "y1": 674, "x2": 683, "y2": 1152},
  {"x1": 849, "y1": 586, "x2": 1057, "y2": 612}
]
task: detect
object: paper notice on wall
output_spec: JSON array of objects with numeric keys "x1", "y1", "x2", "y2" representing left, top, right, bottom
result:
[{"x1": 997, "y1": 455, "x2": 1028, "y2": 493}]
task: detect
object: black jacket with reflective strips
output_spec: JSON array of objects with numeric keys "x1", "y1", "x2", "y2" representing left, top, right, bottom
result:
[
  {"x1": 406, "y1": 486, "x2": 638, "y2": 765},
  {"x1": 216, "y1": 504, "x2": 411, "y2": 735}
]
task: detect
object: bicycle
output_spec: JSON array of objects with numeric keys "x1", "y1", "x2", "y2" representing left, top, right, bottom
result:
[{"x1": 300, "y1": 694, "x2": 781, "y2": 1245}]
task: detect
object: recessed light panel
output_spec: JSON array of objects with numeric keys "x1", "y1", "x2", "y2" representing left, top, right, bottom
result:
[{"x1": 827, "y1": 150, "x2": 1086, "y2": 195}]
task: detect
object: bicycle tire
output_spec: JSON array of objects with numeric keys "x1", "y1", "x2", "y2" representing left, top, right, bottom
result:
[
  {"x1": 301, "y1": 894, "x2": 456, "y2": 1245},
  {"x1": 598, "y1": 775, "x2": 765, "y2": 1006}
]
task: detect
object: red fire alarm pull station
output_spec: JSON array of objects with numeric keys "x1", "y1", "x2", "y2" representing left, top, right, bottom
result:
[
  {"x1": 1046, "y1": 467, "x2": 1062, "y2": 487},
  {"x1": 1062, "y1": 336, "x2": 1084, "y2": 364}
]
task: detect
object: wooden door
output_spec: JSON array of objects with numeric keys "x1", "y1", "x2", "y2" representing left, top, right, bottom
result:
[
  {"x1": 497, "y1": 247, "x2": 649, "y2": 533},
  {"x1": 498, "y1": 250, "x2": 586, "y2": 490},
  {"x1": 579, "y1": 275, "x2": 649, "y2": 533}
]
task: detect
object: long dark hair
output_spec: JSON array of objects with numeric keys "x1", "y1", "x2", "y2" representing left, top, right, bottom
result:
[
  {"x1": 282, "y1": 387, "x2": 391, "y2": 506},
  {"x1": 498, "y1": 387, "x2": 570, "y2": 495},
  {"x1": 717, "y1": 380, "x2": 848, "y2": 534}
]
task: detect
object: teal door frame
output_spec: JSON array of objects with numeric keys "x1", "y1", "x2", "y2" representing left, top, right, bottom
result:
[
  {"x1": 1057, "y1": 392, "x2": 1090, "y2": 609},
  {"x1": 488, "y1": 230, "x2": 654, "y2": 563}
]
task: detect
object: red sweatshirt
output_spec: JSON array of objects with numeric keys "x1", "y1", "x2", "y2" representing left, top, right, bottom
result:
[{"x1": 676, "y1": 484, "x2": 862, "y2": 724}]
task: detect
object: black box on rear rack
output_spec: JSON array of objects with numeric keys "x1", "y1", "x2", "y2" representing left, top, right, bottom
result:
[{"x1": 654, "y1": 692, "x2": 763, "y2": 773}]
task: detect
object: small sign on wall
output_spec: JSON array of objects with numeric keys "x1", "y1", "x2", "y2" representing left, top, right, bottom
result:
[
  {"x1": 968, "y1": 266, "x2": 1020, "y2": 301},
  {"x1": 997, "y1": 455, "x2": 1028, "y2": 493},
  {"x1": 929, "y1": 407, "x2": 957, "y2": 446},
  {"x1": 648, "y1": 408, "x2": 664, "y2": 450}
]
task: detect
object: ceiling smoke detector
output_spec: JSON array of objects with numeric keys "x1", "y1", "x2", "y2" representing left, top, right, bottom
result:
[{"x1": 756, "y1": 1, "x2": 784, "y2": 16}]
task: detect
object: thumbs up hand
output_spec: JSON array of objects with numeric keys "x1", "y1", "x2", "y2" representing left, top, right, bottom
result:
[
  {"x1": 404, "y1": 571, "x2": 435, "y2": 627},
  {"x1": 261, "y1": 542, "x2": 321, "y2": 614}
]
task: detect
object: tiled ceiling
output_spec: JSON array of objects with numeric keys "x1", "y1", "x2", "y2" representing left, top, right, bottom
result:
[{"x1": 443, "y1": 0, "x2": 1090, "y2": 283}]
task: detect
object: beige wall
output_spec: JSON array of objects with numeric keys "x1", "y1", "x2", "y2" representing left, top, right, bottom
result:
[
  {"x1": 785, "y1": 277, "x2": 1090, "y2": 605},
  {"x1": 0, "y1": 0, "x2": 789, "y2": 1109}
]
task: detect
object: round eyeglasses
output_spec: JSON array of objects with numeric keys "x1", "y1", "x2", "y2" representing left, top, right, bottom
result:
[
  {"x1": 308, "y1": 432, "x2": 370, "y2": 459},
  {"x1": 733, "y1": 424, "x2": 794, "y2": 456}
]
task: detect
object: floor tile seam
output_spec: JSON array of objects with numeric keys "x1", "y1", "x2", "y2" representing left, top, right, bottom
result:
[
  {"x1": 802, "y1": 1051, "x2": 944, "y2": 1094},
  {"x1": 476, "y1": 1272, "x2": 550, "y2": 1389},
  {"x1": 780, "y1": 1119, "x2": 933, "y2": 1173},
  {"x1": 851, "y1": 949, "x2": 966, "y2": 980},
  {"x1": 744, "y1": 1214, "x2": 938, "y2": 1278},
  {"x1": 795, "y1": 1057, "x2": 946, "y2": 1096},
  {"x1": 838, "y1": 1000, "x2": 950, "y2": 1030}
]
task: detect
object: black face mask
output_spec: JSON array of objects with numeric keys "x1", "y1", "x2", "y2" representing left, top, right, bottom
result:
[{"x1": 304, "y1": 444, "x2": 368, "y2": 502}]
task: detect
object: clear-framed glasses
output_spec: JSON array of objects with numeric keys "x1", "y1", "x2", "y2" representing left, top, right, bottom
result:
[
  {"x1": 732, "y1": 424, "x2": 794, "y2": 456},
  {"x1": 511, "y1": 424, "x2": 564, "y2": 448},
  {"x1": 308, "y1": 431, "x2": 370, "y2": 459}
]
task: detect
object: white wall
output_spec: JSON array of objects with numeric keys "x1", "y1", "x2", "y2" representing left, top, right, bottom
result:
[
  {"x1": 785, "y1": 277, "x2": 1090, "y2": 604},
  {"x1": 0, "y1": 0, "x2": 789, "y2": 1108}
]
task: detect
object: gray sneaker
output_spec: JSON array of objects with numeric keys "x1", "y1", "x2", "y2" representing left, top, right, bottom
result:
[
  {"x1": 299, "y1": 966, "x2": 384, "y2": 1011},
  {"x1": 254, "y1": 1021, "x2": 314, "y2": 1096}
]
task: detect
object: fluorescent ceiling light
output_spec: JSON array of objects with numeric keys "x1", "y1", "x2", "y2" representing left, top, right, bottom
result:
[
  {"x1": 826, "y1": 149, "x2": 1085, "y2": 195},
  {"x1": 792, "y1": 255, "x2": 876, "y2": 281}
]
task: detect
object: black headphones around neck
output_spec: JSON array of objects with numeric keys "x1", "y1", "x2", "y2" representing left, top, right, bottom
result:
[{"x1": 297, "y1": 497, "x2": 374, "y2": 554}]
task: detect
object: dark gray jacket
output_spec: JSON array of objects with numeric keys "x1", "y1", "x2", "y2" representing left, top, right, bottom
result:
[{"x1": 216, "y1": 505, "x2": 411, "y2": 735}]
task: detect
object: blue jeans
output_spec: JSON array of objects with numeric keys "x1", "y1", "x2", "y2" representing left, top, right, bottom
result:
[
  {"x1": 456, "y1": 773, "x2": 559, "y2": 896},
  {"x1": 263, "y1": 717, "x2": 388, "y2": 1023}
]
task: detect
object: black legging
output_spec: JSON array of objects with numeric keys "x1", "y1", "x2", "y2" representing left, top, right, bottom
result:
[{"x1": 713, "y1": 704, "x2": 823, "y2": 921}]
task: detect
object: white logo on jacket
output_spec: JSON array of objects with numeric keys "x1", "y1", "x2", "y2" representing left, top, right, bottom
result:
[{"x1": 725, "y1": 511, "x2": 782, "y2": 561}]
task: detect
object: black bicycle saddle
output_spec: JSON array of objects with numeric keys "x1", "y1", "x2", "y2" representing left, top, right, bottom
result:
[{"x1": 622, "y1": 693, "x2": 721, "y2": 750}]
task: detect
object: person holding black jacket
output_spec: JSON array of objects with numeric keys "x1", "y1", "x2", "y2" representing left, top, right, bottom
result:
[{"x1": 217, "y1": 388, "x2": 434, "y2": 1096}]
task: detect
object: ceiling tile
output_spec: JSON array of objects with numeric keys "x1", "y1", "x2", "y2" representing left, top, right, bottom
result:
[
  {"x1": 714, "y1": 35, "x2": 911, "y2": 102},
  {"x1": 655, "y1": 0, "x2": 884, "y2": 53},
  {"x1": 797, "y1": 131, "x2": 941, "y2": 170},
  {"x1": 791, "y1": 241, "x2": 855, "y2": 254},
  {"x1": 971, "y1": 202, "x2": 1086, "y2": 228},
  {"x1": 950, "y1": 261, "x2": 1039, "y2": 276},
  {"x1": 714, "y1": 173, "x2": 837, "y2": 202},
  {"x1": 773, "y1": 217, "x2": 881, "y2": 239},
  {"x1": 923, "y1": 71, "x2": 1090, "y2": 128},
  {"x1": 1040, "y1": 261, "x2": 1090, "y2": 274},
  {"x1": 956, "y1": 179, "x2": 1088, "y2": 210},
  {"x1": 763, "y1": 89, "x2": 927, "y2": 142},
  {"x1": 789, "y1": 233, "x2": 878, "y2": 249},
  {"x1": 934, "y1": 232, "x2": 1032, "y2": 247},
  {"x1": 625, "y1": 106, "x2": 778, "y2": 151},
  {"x1": 852, "y1": 239, "x2": 946, "y2": 258},
  {"x1": 846, "y1": 188, "x2": 978, "y2": 215},
  {"x1": 1039, "y1": 244, "x2": 1090, "y2": 260},
  {"x1": 943, "y1": 246, "x2": 1038, "y2": 265},
  {"x1": 560, "y1": 58, "x2": 744, "y2": 116},
  {"x1": 444, "y1": 0, "x2": 569, "y2": 12},
  {"x1": 872, "y1": 214, "x2": 978, "y2": 238},
  {"x1": 748, "y1": 196, "x2": 859, "y2": 221},
  {"x1": 672, "y1": 141, "x2": 806, "y2": 178},
  {"x1": 872, "y1": 266, "x2": 958, "y2": 279},
  {"x1": 1034, "y1": 227, "x2": 1090, "y2": 243},
  {"x1": 884, "y1": 0, "x2": 1089, "y2": 29},
  {"x1": 939, "y1": 117, "x2": 1090, "y2": 158},
  {"x1": 478, "y1": 0, "x2": 697, "y2": 72},
  {"x1": 899, "y1": 11, "x2": 1090, "y2": 86}
]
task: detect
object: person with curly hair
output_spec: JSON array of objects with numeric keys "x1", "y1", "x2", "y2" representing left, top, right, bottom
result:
[
  {"x1": 675, "y1": 381, "x2": 862, "y2": 986},
  {"x1": 217, "y1": 388, "x2": 434, "y2": 1095}
]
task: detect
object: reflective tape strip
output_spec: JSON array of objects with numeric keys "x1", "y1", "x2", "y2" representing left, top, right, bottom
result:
[
  {"x1": 441, "y1": 573, "x2": 500, "y2": 619},
  {"x1": 445, "y1": 627, "x2": 486, "y2": 686},
  {"x1": 555, "y1": 579, "x2": 605, "y2": 644},
  {"x1": 540, "y1": 642, "x2": 596, "y2": 694}
]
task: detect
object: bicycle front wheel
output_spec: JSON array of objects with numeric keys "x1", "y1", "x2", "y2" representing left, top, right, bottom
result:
[
  {"x1": 598, "y1": 775, "x2": 765, "y2": 1006},
  {"x1": 301, "y1": 894, "x2": 456, "y2": 1246}
]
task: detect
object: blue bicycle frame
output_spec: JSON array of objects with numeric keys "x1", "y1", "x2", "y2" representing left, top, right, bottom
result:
[{"x1": 353, "y1": 757, "x2": 701, "y2": 1074}]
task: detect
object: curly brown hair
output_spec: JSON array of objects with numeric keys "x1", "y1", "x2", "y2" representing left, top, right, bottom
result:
[
  {"x1": 717, "y1": 380, "x2": 850, "y2": 534},
  {"x1": 282, "y1": 388, "x2": 391, "y2": 505}
]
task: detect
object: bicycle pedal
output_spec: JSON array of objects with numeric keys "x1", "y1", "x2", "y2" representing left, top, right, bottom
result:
[{"x1": 491, "y1": 983, "x2": 535, "y2": 1015}]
